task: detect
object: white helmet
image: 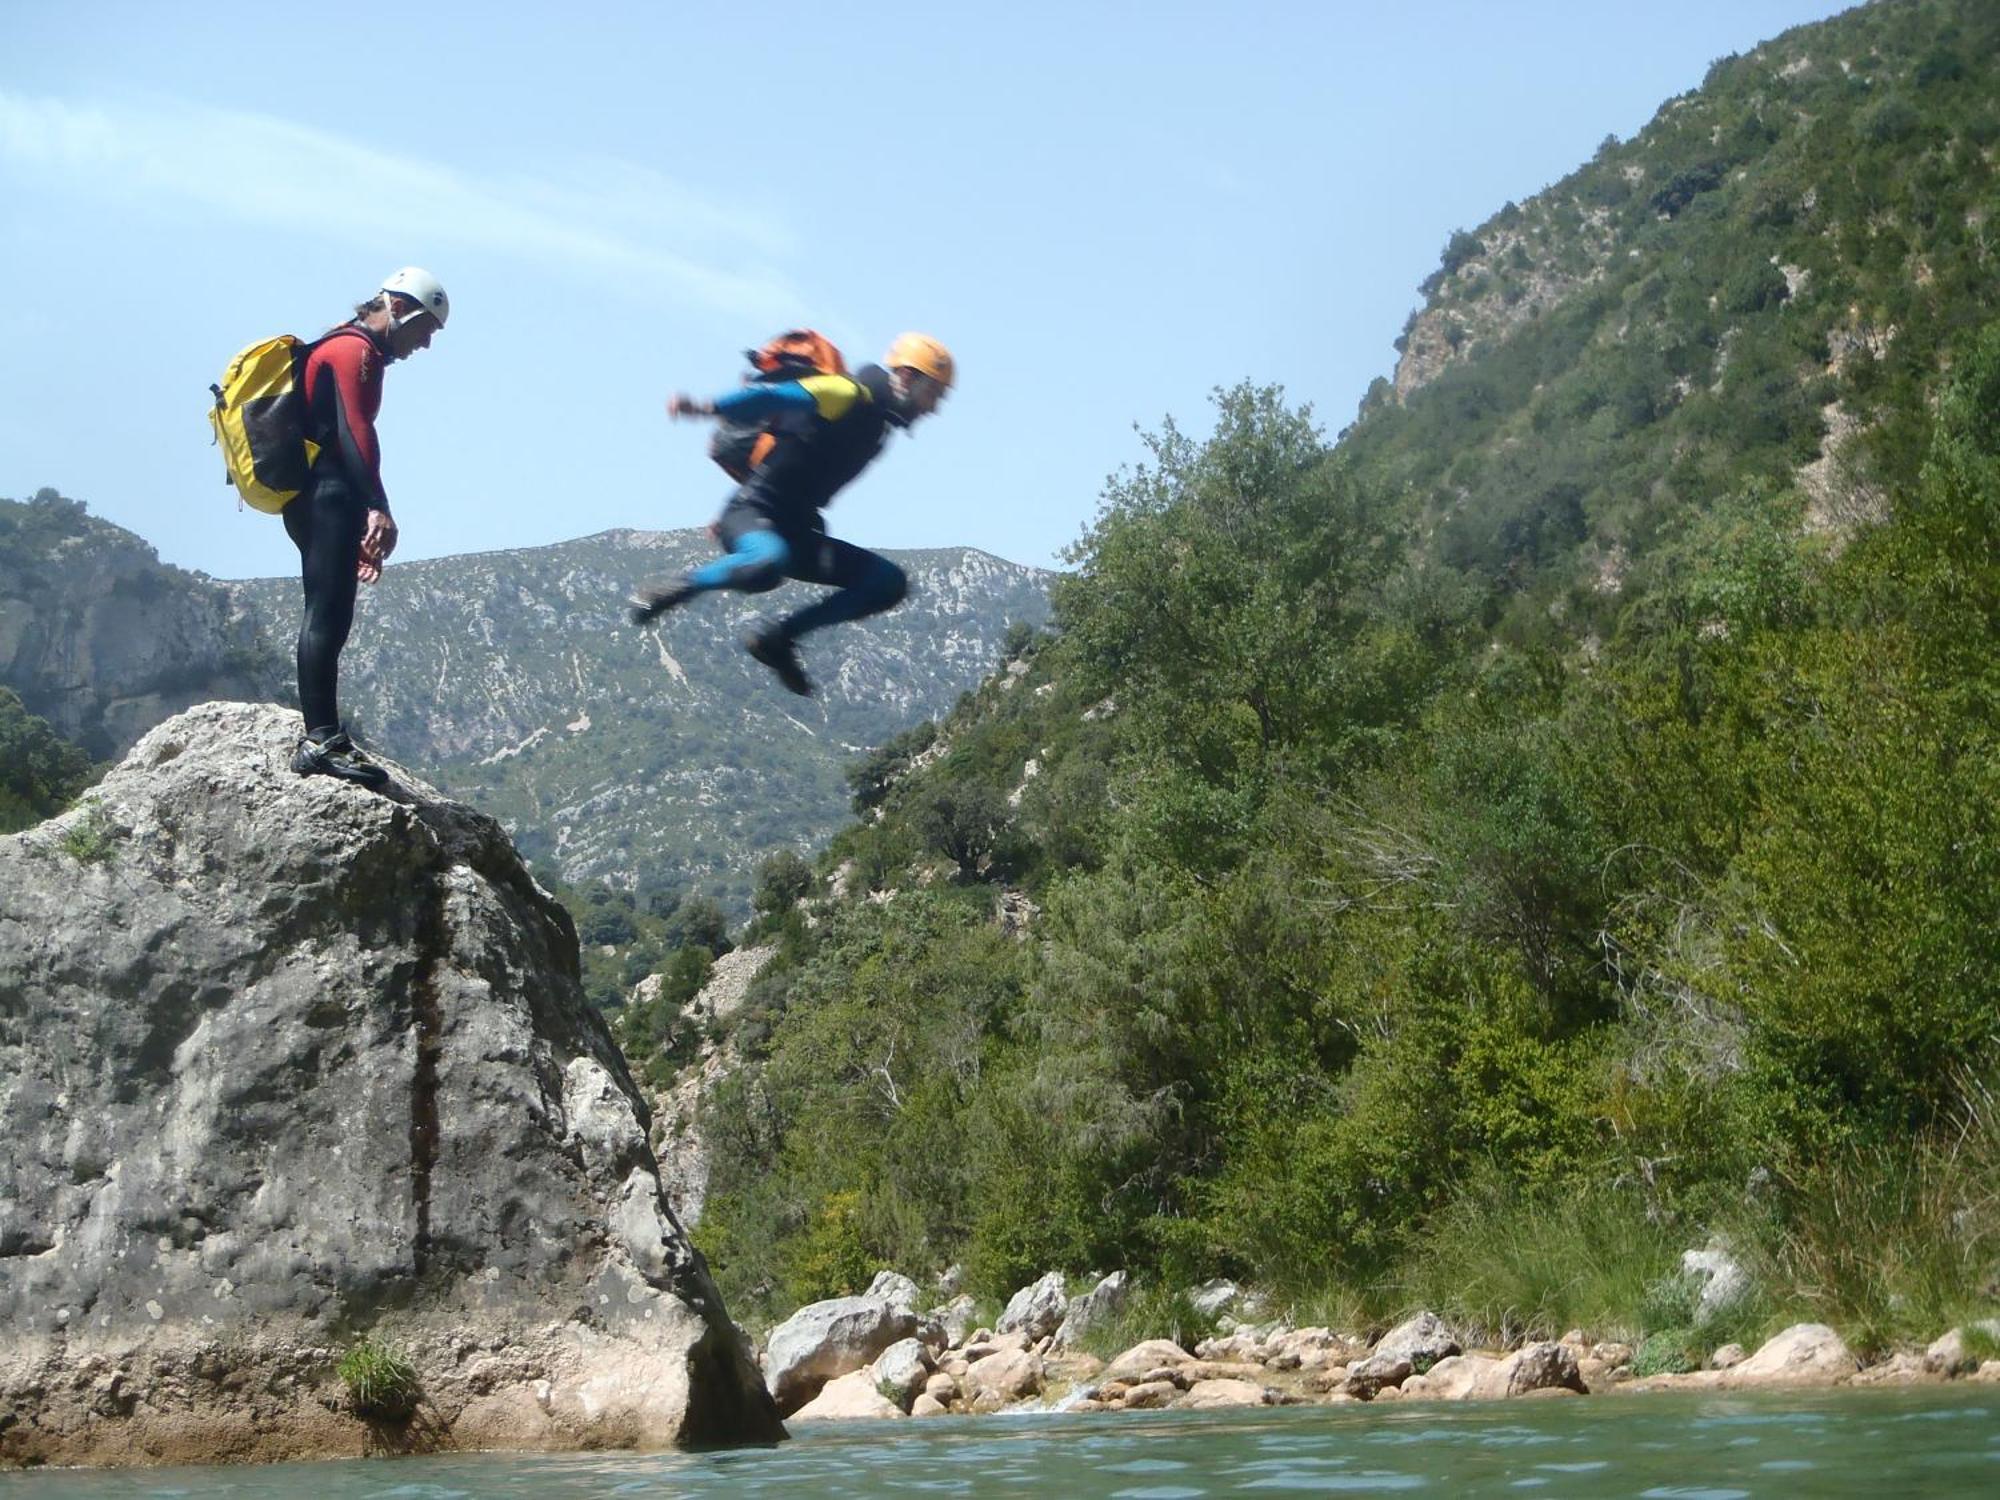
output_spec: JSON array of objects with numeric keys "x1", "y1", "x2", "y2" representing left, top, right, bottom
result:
[{"x1": 380, "y1": 266, "x2": 449, "y2": 328}]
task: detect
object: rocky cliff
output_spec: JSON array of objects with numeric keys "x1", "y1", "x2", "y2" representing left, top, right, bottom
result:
[
  {"x1": 0, "y1": 493, "x2": 284, "y2": 761},
  {"x1": 0, "y1": 702, "x2": 782, "y2": 1467}
]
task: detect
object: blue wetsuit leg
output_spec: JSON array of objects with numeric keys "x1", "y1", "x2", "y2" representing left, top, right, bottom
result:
[{"x1": 687, "y1": 526, "x2": 789, "y2": 593}]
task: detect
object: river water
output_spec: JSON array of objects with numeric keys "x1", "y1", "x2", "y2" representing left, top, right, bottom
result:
[{"x1": 4, "y1": 1389, "x2": 1997, "y2": 1497}]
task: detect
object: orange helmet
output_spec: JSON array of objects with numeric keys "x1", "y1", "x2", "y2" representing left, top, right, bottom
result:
[{"x1": 884, "y1": 332, "x2": 955, "y2": 389}]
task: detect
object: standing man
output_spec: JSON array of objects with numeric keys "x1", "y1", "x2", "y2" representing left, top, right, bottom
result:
[
  {"x1": 287, "y1": 267, "x2": 448, "y2": 788},
  {"x1": 628, "y1": 333, "x2": 955, "y2": 697}
]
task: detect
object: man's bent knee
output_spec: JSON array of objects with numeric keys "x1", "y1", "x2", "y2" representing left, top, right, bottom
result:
[{"x1": 873, "y1": 558, "x2": 910, "y2": 610}]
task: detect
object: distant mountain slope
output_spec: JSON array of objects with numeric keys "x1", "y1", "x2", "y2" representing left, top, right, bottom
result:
[
  {"x1": 1343, "y1": 0, "x2": 2000, "y2": 621},
  {"x1": 0, "y1": 490, "x2": 283, "y2": 759},
  {"x1": 229, "y1": 528, "x2": 1052, "y2": 908}
]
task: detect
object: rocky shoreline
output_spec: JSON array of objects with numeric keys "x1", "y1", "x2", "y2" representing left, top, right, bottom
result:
[{"x1": 762, "y1": 1271, "x2": 2000, "y2": 1424}]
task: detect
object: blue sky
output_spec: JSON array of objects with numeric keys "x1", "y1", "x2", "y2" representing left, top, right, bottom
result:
[{"x1": 3, "y1": 0, "x2": 1851, "y2": 583}]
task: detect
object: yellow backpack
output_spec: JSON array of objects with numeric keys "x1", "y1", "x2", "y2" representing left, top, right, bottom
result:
[{"x1": 207, "y1": 334, "x2": 322, "y2": 513}]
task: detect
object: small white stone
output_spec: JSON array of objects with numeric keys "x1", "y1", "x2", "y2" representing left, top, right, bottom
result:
[{"x1": 145, "y1": 1300, "x2": 164, "y2": 1321}]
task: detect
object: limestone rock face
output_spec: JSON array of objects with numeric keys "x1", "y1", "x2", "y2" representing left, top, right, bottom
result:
[
  {"x1": 1418, "y1": 1354, "x2": 1504, "y2": 1401},
  {"x1": 648, "y1": 944, "x2": 776, "y2": 1228},
  {"x1": 1187, "y1": 1278, "x2": 1245, "y2": 1319},
  {"x1": 1120, "y1": 1379, "x2": 1178, "y2": 1410},
  {"x1": 964, "y1": 1347, "x2": 1043, "y2": 1404},
  {"x1": 929, "y1": 1293, "x2": 978, "y2": 1347},
  {"x1": 762, "y1": 1297, "x2": 919, "y2": 1415},
  {"x1": 1343, "y1": 1353, "x2": 1413, "y2": 1398},
  {"x1": 0, "y1": 504, "x2": 283, "y2": 761},
  {"x1": 1681, "y1": 1248, "x2": 1751, "y2": 1323},
  {"x1": 0, "y1": 703, "x2": 781, "y2": 1467}
]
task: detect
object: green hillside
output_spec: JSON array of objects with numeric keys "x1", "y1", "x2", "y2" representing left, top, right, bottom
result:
[{"x1": 678, "y1": 0, "x2": 2000, "y2": 1358}]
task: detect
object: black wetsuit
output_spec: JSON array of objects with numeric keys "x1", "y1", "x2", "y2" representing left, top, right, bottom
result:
[
  {"x1": 286, "y1": 325, "x2": 389, "y2": 736},
  {"x1": 681, "y1": 365, "x2": 911, "y2": 638}
]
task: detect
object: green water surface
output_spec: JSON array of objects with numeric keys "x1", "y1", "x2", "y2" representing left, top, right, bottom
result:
[{"x1": 4, "y1": 1388, "x2": 1997, "y2": 1497}]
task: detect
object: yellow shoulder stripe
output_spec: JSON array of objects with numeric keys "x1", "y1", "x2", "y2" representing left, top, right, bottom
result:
[{"x1": 798, "y1": 373, "x2": 871, "y2": 421}]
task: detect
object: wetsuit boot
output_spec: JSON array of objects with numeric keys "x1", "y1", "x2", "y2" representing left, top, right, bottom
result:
[
  {"x1": 292, "y1": 727, "x2": 391, "y2": 790},
  {"x1": 627, "y1": 579, "x2": 696, "y2": 626},
  {"x1": 745, "y1": 626, "x2": 813, "y2": 696}
]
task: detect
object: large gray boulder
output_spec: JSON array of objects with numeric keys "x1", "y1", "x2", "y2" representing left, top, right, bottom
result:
[
  {"x1": 997, "y1": 1271, "x2": 1068, "y2": 1342},
  {"x1": 1723, "y1": 1323, "x2": 1857, "y2": 1388},
  {"x1": 762, "y1": 1297, "x2": 919, "y2": 1415},
  {"x1": 1053, "y1": 1270, "x2": 1129, "y2": 1349},
  {"x1": 1489, "y1": 1341, "x2": 1587, "y2": 1397},
  {"x1": 1371, "y1": 1311, "x2": 1461, "y2": 1368},
  {"x1": 1344, "y1": 1311, "x2": 1459, "y2": 1398},
  {"x1": 865, "y1": 1271, "x2": 922, "y2": 1311},
  {"x1": 787, "y1": 1370, "x2": 904, "y2": 1423},
  {"x1": 1923, "y1": 1320, "x2": 2000, "y2": 1376},
  {"x1": 868, "y1": 1337, "x2": 932, "y2": 1410},
  {"x1": 0, "y1": 703, "x2": 782, "y2": 1467}
]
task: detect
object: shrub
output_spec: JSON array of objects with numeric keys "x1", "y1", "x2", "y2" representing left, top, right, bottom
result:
[
  {"x1": 57, "y1": 802, "x2": 118, "y2": 865},
  {"x1": 1073, "y1": 1281, "x2": 1221, "y2": 1360},
  {"x1": 335, "y1": 1337, "x2": 420, "y2": 1419}
]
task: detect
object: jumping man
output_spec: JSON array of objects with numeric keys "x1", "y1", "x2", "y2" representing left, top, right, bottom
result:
[{"x1": 628, "y1": 333, "x2": 955, "y2": 696}]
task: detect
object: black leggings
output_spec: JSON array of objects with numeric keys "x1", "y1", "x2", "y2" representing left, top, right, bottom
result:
[
  {"x1": 282, "y1": 475, "x2": 365, "y2": 735},
  {"x1": 701, "y1": 499, "x2": 910, "y2": 639}
]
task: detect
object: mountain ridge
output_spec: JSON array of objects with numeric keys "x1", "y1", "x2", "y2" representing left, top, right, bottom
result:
[{"x1": 1, "y1": 494, "x2": 1054, "y2": 910}]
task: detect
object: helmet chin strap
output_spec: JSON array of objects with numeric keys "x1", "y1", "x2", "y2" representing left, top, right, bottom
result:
[{"x1": 884, "y1": 372, "x2": 917, "y2": 427}]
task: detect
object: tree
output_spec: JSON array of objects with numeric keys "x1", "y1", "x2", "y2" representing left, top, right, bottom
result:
[
  {"x1": 0, "y1": 689, "x2": 95, "y2": 833},
  {"x1": 663, "y1": 893, "x2": 730, "y2": 956},
  {"x1": 754, "y1": 850, "x2": 814, "y2": 918}
]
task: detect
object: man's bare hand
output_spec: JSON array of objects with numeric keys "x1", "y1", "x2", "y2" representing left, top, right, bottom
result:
[{"x1": 358, "y1": 509, "x2": 398, "y2": 585}]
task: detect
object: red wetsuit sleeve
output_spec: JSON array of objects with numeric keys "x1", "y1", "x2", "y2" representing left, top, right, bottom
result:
[{"x1": 304, "y1": 329, "x2": 390, "y2": 513}]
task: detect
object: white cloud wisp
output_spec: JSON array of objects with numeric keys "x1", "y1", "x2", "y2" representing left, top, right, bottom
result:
[{"x1": 0, "y1": 89, "x2": 802, "y2": 322}]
